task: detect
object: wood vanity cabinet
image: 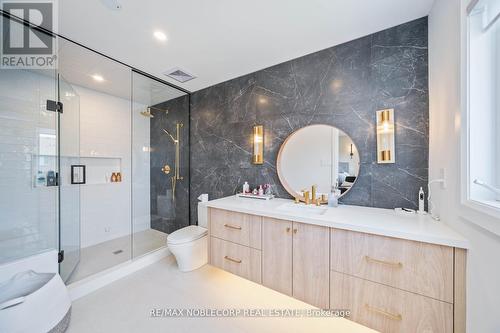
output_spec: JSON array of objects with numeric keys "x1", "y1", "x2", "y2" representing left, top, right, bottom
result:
[
  {"x1": 262, "y1": 218, "x2": 293, "y2": 296},
  {"x1": 209, "y1": 209, "x2": 262, "y2": 284},
  {"x1": 330, "y1": 229, "x2": 463, "y2": 333},
  {"x1": 331, "y1": 272, "x2": 453, "y2": 333},
  {"x1": 207, "y1": 207, "x2": 466, "y2": 333},
  {"x1": 262, "y1": 217, "x2": 330, "y2": 309}
]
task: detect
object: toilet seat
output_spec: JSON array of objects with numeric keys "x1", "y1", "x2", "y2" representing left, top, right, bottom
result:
[{"x1": 167, "y1": 225, "x2": 207, "y2": 245}]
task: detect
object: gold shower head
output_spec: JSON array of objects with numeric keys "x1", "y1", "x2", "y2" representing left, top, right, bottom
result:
[
  {"x1": 140, "y1": 107, "x2": 169, "y2": 118},
  {"x1": 140, "y1": 110, "x2": 154, "y2": 118}
]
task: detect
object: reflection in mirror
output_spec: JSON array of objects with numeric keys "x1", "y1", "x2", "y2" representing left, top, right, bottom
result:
[{"x1": 277, "y1": 124, "x2": 360, "y2": 199}]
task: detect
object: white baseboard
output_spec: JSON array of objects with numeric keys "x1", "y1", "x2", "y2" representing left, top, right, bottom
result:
[{"x1": 67, "y1": 247, "x2": 171, "y2": 301}]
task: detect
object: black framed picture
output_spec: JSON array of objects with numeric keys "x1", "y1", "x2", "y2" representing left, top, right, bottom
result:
[{"x1": 71, "y1": 165, "x2": 86, "y2": 184}]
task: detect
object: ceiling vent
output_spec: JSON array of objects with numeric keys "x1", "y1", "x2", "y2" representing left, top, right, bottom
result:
[{"x1": 163, "y1": 68, "x2": 196, "y2": 83}]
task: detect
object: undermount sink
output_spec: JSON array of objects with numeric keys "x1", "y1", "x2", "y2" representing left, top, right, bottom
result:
[{"x1": 276, "y1": 202, "x2": 328, "y2": 216}]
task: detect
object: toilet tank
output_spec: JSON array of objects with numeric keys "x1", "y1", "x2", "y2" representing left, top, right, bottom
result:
[{"x1": 197, "y1": 202, "x2": 208, "y2": 228}]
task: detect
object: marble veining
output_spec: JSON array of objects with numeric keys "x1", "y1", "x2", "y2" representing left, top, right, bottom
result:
[
  {"x1": 190, "y1": 18, "x2": 429, "y2": 222},
  {"x1": 150, "y1": 95, "x2": 190, "y2": 233}
]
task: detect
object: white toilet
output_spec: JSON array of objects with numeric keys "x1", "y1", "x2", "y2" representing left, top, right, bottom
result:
[{"x1": 167, "y1": 202, "x2": 208, "y2": 271}]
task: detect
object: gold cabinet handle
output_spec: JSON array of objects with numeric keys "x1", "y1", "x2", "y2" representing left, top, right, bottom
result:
[
  {"x1": 364, "y1": 255, "x2": 403, "y2": 268},
  {"x1": 224, "y1": 224, "x2": 242, "y2": 230},
  {"x1": 286, "y1": 227, "x2": 291, "y2": 233},
  {"x1": 364, "y1": 304, "x2": 402, "y2": 321},
  {"x1": 224, "y1": 255, "x2": 242, "y2": 264},
  {"x1": 293, "y1": 228, "x2": 298, "y2": 234}
]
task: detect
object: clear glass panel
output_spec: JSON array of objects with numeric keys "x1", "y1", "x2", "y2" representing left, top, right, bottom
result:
[
  {"x1": 131, "y1": 72, "x2": 189, "y2": 258},
  {"x1": 57, "y1": 38, "x2": 132, "y2": 283},
  {"x1": 58, "y1": 74, "x2": 81, "y2": 282},
  {"x1": 0, "y1": 46, "x2": 59, "y2": 262}
]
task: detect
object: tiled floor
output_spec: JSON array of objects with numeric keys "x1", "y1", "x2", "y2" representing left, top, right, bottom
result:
[
  {"x1": 67, "y1": 229, "x2": 166, "y2": 283},
  {"x1": 67, "y1": 256, "x2": 376, "y2": 333}
]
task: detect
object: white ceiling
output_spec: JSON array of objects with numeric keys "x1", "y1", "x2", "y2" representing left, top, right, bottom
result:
[
  {"x1": 57, "y1": 0, "x2": 434, "y2": 92},
  {"x1": 57, "y1": 38, "x2": 186, "y2": 103}
]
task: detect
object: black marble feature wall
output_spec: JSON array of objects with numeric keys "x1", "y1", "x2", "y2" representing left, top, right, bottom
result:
[
  {"x1": 150, "y1": 95, "x2": 190, "y2": 233},
  {"x1": 190, "y1": 17, "x2": 429, "y2": 222}
]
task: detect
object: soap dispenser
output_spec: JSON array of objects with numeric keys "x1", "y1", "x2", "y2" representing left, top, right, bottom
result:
[{"x1": 418, "y1": 187, "x2": 425, "y2": 214}]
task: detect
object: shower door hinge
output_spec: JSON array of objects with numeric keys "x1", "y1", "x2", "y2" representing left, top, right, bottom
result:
[
  {"x1": 58, "y1": 250, "x2": 64, "y2": 263},
  {"x1": 46, "y1": 100, "x2": 63, "y2": 113}
]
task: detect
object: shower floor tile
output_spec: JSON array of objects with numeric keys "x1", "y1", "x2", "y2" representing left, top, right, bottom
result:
[{"x1": 67, "y1": 229, "x2": 166, "y2": 284}]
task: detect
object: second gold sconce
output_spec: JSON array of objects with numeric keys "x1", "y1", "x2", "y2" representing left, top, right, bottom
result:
[
  {"x1": 253, "y1": 125, "x2": 264, "y2": 164},
  {"x1": 376, "y1": 109, "x2": 395, "y2": 164}
]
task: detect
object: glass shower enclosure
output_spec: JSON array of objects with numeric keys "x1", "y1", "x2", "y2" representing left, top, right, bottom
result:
[
  {"x1": 0, "y1": 66, "x2": 82, "y2": 281},
  {"x1": 0, "y1": 12, "x2": 190, "y2": 284}
]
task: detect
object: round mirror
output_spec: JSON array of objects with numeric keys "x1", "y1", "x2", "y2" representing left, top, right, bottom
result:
[{"x1": 277, "y1": 124, "x2": 360, "y2": 199}]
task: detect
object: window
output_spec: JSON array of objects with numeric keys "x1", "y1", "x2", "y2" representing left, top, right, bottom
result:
[{"x1": 466, "y1": 0, "x2": 500, "y2": 212}]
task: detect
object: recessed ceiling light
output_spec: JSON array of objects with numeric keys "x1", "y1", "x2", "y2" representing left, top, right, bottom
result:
[
  {"x1": 92, "y1": 74, "x2": 104, "y2": 82},
  {"x1": 153, "y1": 30, "x2": 167, "y2": 42}
]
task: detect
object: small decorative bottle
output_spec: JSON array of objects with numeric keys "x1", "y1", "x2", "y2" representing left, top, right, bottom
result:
[
  {"x1": 111, "y1": 172, "x2": 117, "y2": 182},
  {"x1": 243, "y1": 181, "x2": 250, "y2": 193},
  {"x1": 116, "y1": 172, "x2": 122, "y2": 182},
  {"x1": 258, "y1": 185, "x2": 264, "y2": 196}
]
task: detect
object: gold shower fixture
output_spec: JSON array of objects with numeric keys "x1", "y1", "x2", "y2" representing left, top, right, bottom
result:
[
  {"x1": 140, "y1": 106, "x2": 169, "y2": 118},
  {"x1": 162, "y1": 123, "x2": 183, "y2": 200},
  {"x1": 161, "y1": 164, "x2": 171, "y2": 174}
]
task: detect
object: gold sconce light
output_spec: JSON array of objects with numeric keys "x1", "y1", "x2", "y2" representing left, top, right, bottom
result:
[
  {"x1": 376, "y1": 109, "x2": 395, "y2": 163},
  {"x1": 252, "y1": 125, "x2": 264, "y2": 164}
]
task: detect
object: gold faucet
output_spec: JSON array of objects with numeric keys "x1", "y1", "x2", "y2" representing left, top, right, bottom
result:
[
  {"x1": 302, "y1": 190, "x2": 310, "y2": 205},
  {"x1": 299, "y1": 186, "x2": 326, "y2": 205}
]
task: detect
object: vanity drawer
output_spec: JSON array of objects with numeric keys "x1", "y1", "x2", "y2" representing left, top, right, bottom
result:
[
  {"x1": 330, "y1": 272, "x2": 453, "y2": 333},
  {"x1": 210, "y1": 237, "x2": 261, "y2": 284},
  {"x1": 330, "y1": 229, "x2": 453, "y2": 303},
  {"x1": 210, "y1": 208, "x2": 262, "y2": 249}
]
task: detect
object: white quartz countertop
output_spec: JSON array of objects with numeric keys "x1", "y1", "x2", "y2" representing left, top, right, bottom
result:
[{"x1": 204, "y1": 196, "x2": 469, "y2": 249}]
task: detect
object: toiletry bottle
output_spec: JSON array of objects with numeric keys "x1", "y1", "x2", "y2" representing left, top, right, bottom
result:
[
  {"x1": 243, "y1": 181, "x2": 249, "y2": 193},
  {"x1": 46, "y1": 171, "x2": 56, "y2": 186},
  {"x1": 252, "y1": 188, "x2": 258, "y2": 195},
  {"x1": 328, "y1": 185, "x2": 339, "y2": 207},
  {"x1": 116, "y1": 172, "x2": 122, "y2": 182},
  {"x1": 264, "y1": 184, "x2": 273, "y2": 196},
  {"x1": 36, "y1": 171, "x2": 45, "y2": 187},
  {"x1": 258, "y1": 185, "x2": 264, "y2": 196},
  {"x1": 111, "y1": 172, "x2": 117, "y2": 182},
  {"x1": 418, "y1": 187, "x2": 425, "y2": 214}
]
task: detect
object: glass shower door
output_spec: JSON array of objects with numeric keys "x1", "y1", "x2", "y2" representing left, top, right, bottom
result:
[
  {"x1": 0, "y1": 67, "x2": 59, "y2": 264},
  {"x1": 58, "y1": 75, "x2": 81, "y2": 282},
  {"x1": 131, "y1": 71, "x2": 189, "y2": 258}
]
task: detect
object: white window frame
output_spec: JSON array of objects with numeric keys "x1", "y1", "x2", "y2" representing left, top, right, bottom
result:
[{"x1": 461, "y1": 0, "x2": 500, "y2": 230}]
